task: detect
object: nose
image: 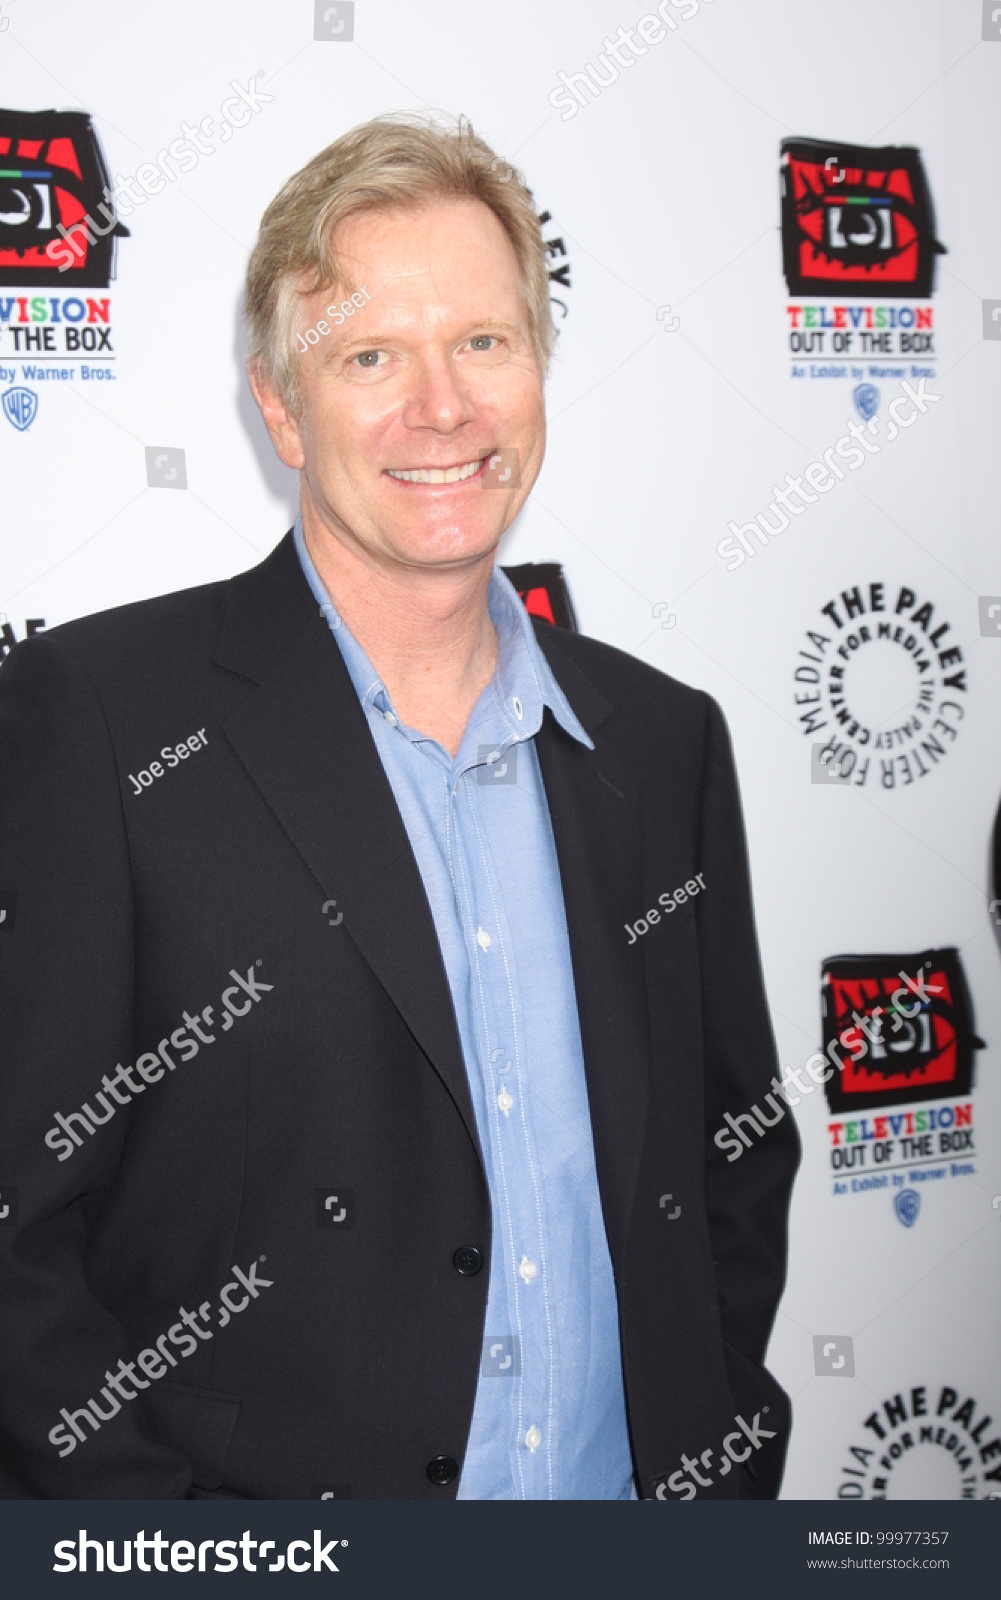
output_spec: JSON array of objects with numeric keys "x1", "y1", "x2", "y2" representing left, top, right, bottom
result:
[{"x1": 402, "y1": 350, "x2": 477, "y2": 435}]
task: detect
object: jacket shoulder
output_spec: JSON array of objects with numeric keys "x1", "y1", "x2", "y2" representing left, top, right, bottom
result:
[
  {"x1": 31, "y1": 574, "x2": 231, "y2": 675},
  {"x1": 7, "y1": 537, "x2": 291, "y2": 686},
  {"x1": 534, "y1": 620, "x2": 718, "y2": 731}
]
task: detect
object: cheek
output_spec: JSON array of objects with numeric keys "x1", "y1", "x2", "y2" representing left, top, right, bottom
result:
[
  {"x1": 480, "y1": 371, "x2": 544, "y2": 437},
  {"x1": 513, "y1": 365, "x2": 546, "y2": 425},
  {"x1": 303, "y1": 393, "x2": 388, "y2": 473}
]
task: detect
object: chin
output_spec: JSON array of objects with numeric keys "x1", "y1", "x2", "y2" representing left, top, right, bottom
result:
[{"x1": 388, "y1": 518, "x2": 503, "y2": 569}]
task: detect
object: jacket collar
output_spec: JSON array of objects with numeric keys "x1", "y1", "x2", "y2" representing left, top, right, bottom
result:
[{"x1": 291, "y1": 513, "x2": 593, "y2": 752}]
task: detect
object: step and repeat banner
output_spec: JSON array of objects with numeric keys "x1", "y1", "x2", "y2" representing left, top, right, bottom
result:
[{"x1": 1, "y1": 0, "x2": 998, "y2": 1502}]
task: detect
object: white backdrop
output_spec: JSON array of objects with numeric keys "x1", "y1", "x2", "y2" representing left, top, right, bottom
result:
[{"x1": 1, "y1": 0, "x2": 998, "y2": 1500}]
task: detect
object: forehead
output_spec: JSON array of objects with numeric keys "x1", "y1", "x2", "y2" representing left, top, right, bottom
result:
[{"x1": 324, "y1": 197, "x2": 526, "y2": 321}]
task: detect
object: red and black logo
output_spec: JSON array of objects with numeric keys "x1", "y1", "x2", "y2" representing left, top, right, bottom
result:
[
  {"x1": 502, "y1": 562, "x2": 578, "y2": 632},
  {"x1": 780, "y1": 138, "x2": 945, "y2": 298},
  {"x1": 0, "y1": 108, "x2": 128, "y2": 286},
  {"x1": 822, "y1": 947, "x2": 983, "y2": 1114}
]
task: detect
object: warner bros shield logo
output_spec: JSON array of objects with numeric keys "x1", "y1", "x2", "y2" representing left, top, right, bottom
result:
[
  {"x1": 2, "y1": 386, "x2": 38, "y2": 430},
  {"x1": 894, "y1": 1188, "x2": 921, "y2": 1228}
]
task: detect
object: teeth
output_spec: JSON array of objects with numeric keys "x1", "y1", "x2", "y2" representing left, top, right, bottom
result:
[{"x1": 386, "y1": 459, "x2": 483, "y2": 484}]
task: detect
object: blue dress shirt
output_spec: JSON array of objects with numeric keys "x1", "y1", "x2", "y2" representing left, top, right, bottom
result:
[{"x1": 294, "y1": 518, "x2": 635, "y2": 1500}]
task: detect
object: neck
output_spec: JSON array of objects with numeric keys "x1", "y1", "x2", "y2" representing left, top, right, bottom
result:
[{"x1": 301, "y1": 499, "x2": 499, "y2": 758}]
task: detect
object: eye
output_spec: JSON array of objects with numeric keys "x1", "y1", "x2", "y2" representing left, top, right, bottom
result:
[
  {"x1": 468, "y1": 335, "x2": 499, "y2": 352},
  {"x1": 352, "y1": 350, "x2": 388, "y2": 369}
]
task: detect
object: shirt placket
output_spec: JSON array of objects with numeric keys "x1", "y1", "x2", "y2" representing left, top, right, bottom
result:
[{"x1": 450, "y1": 757, "x2": 557, "y2": 1500}]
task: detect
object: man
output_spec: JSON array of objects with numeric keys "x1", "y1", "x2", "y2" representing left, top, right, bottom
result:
[{"x1": 0, "y1": 114, "x2": 798, "y2": 1499}]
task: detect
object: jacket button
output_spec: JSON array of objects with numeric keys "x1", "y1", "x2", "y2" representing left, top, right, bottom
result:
[
  {"x1": 426, "y1": 1455, "x2": 459, "y2": 1487},
  {"x1": 452, "y1": 1245, "x2": 483, "y2": 1276}
]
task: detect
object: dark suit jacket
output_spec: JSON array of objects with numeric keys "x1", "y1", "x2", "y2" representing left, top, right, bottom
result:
[{"x1": 0, "y1": 531, "x2": 799, "y2": 1499}]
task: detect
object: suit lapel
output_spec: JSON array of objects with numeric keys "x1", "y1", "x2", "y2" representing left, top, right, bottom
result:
[
  {"x1": 210, "y1": 541, "x2": 651, "y2": 1243},
  {"x1": 533, "y1": 629, "x2": 652, "y2": 1274},
  {"x1": 212, "y1": 534, "x2": 482, "y2": 1162}
]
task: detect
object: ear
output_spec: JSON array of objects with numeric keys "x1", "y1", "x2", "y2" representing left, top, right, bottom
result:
[{"x1": 248, "y1": 360, "x2": 306, "y2": 470}]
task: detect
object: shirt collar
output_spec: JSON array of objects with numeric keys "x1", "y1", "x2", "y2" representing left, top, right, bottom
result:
[{"x1": 292, "y1": 514, "x2": 593, "y2": 752}]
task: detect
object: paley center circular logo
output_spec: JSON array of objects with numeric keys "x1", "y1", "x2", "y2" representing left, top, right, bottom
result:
[
  {"x1": 795, "y1": 581, "x2": 967, "y2": 789},
  {"x1": 839, "y1": 1384, "x2": 1001, "y2": 1499}
]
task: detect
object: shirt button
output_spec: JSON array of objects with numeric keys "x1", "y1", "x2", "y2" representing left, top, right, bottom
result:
[
  {"x1": 476, "y1": 927, "x2": 491, "y2": 951},
  {"x1": 518, "y1": 1255, "x2": 537, "y2": 1285},
  {"x1": 512, "y1": 696, "x2": 523, "y2": 721},
  {"x1": 497, "y1": 1088, "x2": 514, "y2": 1115},
  {"x1": 453, "y1": 1245, "x2": 484, "y2": 1276},
  {"x1": 426, "y1": 1455, "x2": 459, "y2": 1486},
  {"x1": 525, "y1": 1426, "x2": 542, "y2": 1452},
  {"x1": 383, "y1": 709, "x2": 398, "y2": 727}
]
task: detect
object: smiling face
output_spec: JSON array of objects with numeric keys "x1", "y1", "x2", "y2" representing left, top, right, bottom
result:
[{"x1": 254, "y1": 197, "x2": 547, "y2": 580}]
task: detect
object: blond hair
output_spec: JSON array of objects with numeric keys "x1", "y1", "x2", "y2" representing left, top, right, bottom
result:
[{"x1": 244, "y1": 112, "x2": 555, "y2": 413}]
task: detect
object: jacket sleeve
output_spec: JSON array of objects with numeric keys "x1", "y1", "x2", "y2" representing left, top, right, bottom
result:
[
  {"x1": 695, "y1": 695, "x2": 800, "y2": 1497},
  {"x1": 0, "y1": 634, "x2": 192, "y2": 1498}
]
